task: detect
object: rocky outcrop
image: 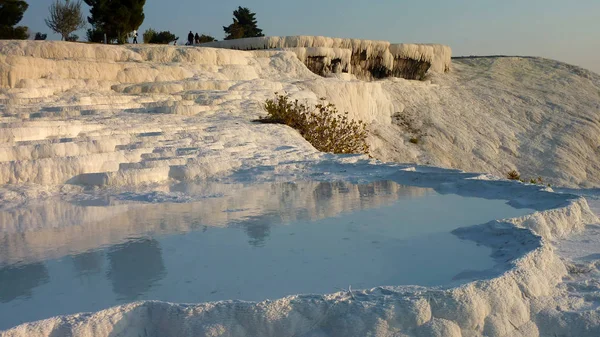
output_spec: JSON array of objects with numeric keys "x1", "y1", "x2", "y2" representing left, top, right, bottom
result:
[{"x1": 202, "y1": 36, "x2": 452, "y2": 80}]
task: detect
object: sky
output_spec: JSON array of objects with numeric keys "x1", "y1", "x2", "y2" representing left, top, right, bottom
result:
[{"x1": 20, "y1": 0, "x2": 600, "y2": 73}]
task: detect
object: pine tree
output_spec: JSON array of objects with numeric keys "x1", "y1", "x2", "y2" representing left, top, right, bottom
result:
[
  {"x1": 84, "y1": 0, "x2": 114, "y2": 42},
  {"x1": 0, "y1": 0, "x2": 30, "y2": 40},
  {"x1": 223, "y1": 6, "x2": 264, "y2": 40},
  {"x1": 84, "y1": 0, "x2": 145, "y2": 44}
]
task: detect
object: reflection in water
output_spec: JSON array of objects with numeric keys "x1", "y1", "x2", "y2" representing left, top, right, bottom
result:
[
  {"x1": 72, "y1": 251, "x2": 104, "y2": 278},
  {"x1": 0, "y1": 180, "x2": 420, "y2": 266},
  {"x1": 240, "y1": 181, "x2": 410, "y2": 247},
  {"x1": 106, "y1": 239, "x2": 166, "y2": 301},
  {"x1": 274, "y1": 182, "x2": 300, "y2": 205},
  {"x1": 242, "y1": 216, "x2": 272, "y2": 247},
  {"x1": 0, "y1": 262, "x2": 49, "y2": 303},
  {"x1": 313, "y1": 181, "x2": 336, "y2": 201},
  {"x1": 358, "y1": 182, "x2": 377, "y2": 197},
  {"x1": 0, "y1": 180, "x2": 538, "y2": 330}
]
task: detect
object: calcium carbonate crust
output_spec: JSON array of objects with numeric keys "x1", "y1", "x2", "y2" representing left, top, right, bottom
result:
[
  {"x1": 202, "y1": 36, "x2": 452, "y2": 80},
  {"x1": 2, "y1": 165, "x2": 599, "y2": 337},
  {"x1": 1, "y1": 41, "x2": 599, "y2": 187},
  {"x1": 202, "y1": 36, "x2": 452, "y2": 74},
  {"x1": 1, "y1": 40, "x2": 600, "y2": 336}
]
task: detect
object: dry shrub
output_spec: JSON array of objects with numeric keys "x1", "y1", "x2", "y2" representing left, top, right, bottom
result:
[
  {"x1": 259, "y1": 93, "x2": 369, "y2": 154},
  {"x1": 528, "y1": 176, "x2": 544, "y2": 184},
  {"x1": 507, "y1": 170, "x2": 520, "y2": 180}
]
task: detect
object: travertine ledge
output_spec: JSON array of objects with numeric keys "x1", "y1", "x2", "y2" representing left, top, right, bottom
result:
[{"x1": 202, "y1": 36, "x2": 452, "y2": 80}]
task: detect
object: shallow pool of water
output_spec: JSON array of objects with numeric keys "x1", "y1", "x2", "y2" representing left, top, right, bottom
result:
[{"x1": 0, "y1": 180, "x2": 534, "y2": 330}]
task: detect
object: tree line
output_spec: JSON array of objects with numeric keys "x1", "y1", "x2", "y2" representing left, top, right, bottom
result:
[{"x1": 0, "y1": 0, "x2": 264, "y2": 44}]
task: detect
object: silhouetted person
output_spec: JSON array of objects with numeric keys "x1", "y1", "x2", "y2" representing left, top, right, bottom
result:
[
  {"x1": 187, "y1": 31, "x2": 194, "y2": 46},
  {"x1": 132, "y1": 30, "x2": 138, "y2": 44},
  {"x1": 195, "y1": 32, "x2": 200, "y2": 44}
]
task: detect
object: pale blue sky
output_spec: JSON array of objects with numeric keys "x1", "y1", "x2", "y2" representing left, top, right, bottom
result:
[{"x1": 21, "y1": 0, "x2": 600, "y2": 73}]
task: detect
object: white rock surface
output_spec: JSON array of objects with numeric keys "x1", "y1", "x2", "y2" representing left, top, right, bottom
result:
[
  {"x1": 1, "y1": 167, "x2": 598, "y2": 337},
  {"x1": 202, "y1": 36, "x2": 451, "y2": 80},
  {"x1": 1, "y1": 40, "x2": 600, "y2": 336},
  {"x1": 1, "y1": 41, "x2": 599, "y2": 192}
]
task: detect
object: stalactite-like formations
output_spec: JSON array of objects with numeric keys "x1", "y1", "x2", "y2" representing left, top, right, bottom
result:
[{"x1": 202, "y1": 36, "x2": 452, "y2": 80}]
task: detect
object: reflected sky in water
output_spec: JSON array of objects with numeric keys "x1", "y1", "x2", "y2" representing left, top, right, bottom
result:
[{"x1": 0, "y1": 180, "x2": 534, "y2": 330}]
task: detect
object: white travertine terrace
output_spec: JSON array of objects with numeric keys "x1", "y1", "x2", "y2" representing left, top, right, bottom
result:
[
  {"x1": 1, "y1": 40, "x2": 600, "y2": 336},
  {"x1": 202, "y1": 36, "x2": 452, "y2": 80}
]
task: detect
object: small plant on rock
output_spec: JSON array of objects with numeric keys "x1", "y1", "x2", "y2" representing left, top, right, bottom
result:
[
  {"x1": 507, "y1": 170, "x2": 520, "y2": 181},
  {"x1": 526, "y1": 176, "x2": 545, "y2": 185},
  {"x1": 259, "y1": 93, "x2": 369, "y2": 154}
]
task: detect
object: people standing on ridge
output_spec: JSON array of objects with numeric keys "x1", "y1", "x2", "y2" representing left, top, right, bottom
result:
[
  {"x1": 187, "y1": 31, "x2": 194, "y2": 46},
  {"x1": 195, "y1": 33, "x2": 200, "y2": 45},
  {"x1": 132, "y1": 30, "x2": 138, "y2": 44}
]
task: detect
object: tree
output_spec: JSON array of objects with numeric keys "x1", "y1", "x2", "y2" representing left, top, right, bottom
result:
[
  {"x1": 142, "y1": 28, "x2": 156, "y2": 44},
  {"x1": 223, "y1": 6, "x2": 264, "y2": 40},
  {"x1": 197, "y1": 34, "x2": 216, "y2": 44},
  {"x1": 45, "y1": 0, "x2": 86, "y2": 41},
  {"x1": 86, "y1": 27, "x2": 103, "y2": 42},
  {"x1": 84, "y1": 0, "x2": 146, "y2": 44},
  {"x1": 83, "y1": 0, "x2": 108, "y2": 42},
  {"x1": 143, "y1": 28, "x2": 177, "y2": 44},
  {"x1": 34, "y1": 32, "x2": 47, "y2": 40},
  {"x1": 0, "y1": 0, "x2": 30, "y2": 40}
]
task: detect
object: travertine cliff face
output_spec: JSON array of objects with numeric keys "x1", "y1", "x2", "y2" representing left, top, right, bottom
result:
[{"x1": 203, "y1": 36, "x2": 452, "y2": 80}]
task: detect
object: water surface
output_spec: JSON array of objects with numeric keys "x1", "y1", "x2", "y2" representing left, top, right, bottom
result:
[{"x1": 0, "y1": 180, "x2": 534, "y2": 330}]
